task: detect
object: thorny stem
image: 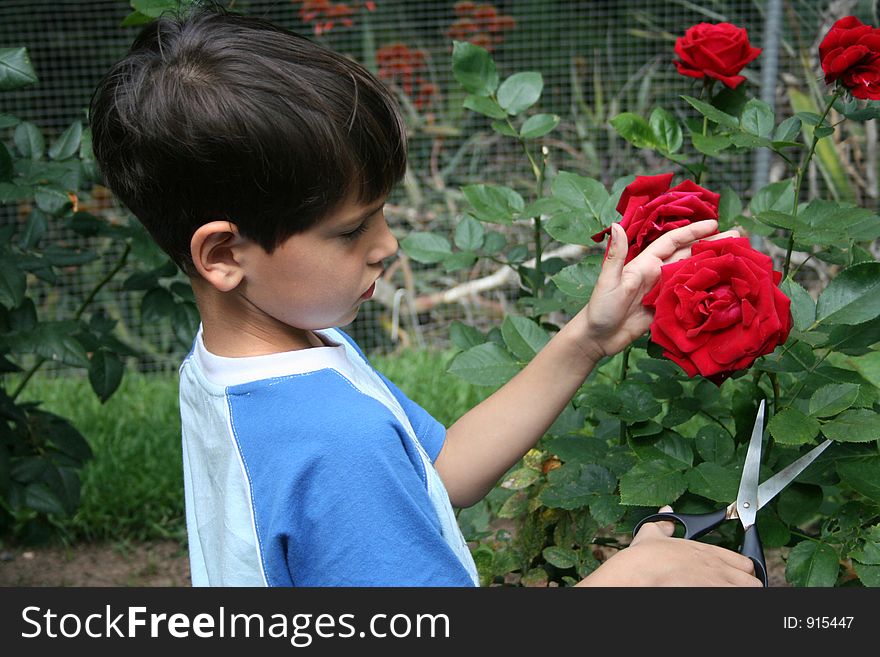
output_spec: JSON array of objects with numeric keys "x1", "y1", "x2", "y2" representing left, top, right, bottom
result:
[
  {"x1": 618, "y1": 345, "x2": 632, "y2": 445},
  {"x1": 694, "y1": 78, "x2": 714, "y2": 186},
  {"x1": 783, "y1": 88, "x2": 844, "y2": 277},
  {"x1": 11, "y1": 242, "x2": 132, "y2": 402}
]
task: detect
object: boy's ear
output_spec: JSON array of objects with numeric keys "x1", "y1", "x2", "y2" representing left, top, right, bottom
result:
[{"x1": 190, "y1": 221, "x2": 248, "y2": 292}]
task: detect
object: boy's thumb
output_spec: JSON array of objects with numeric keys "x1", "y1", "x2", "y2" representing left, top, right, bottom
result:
[{"x1": 603, "y1": 223, "x2": 628, "y2": 274}]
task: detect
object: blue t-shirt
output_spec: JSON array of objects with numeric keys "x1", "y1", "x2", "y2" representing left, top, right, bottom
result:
[{"x1": 179, "y1": 327, "x2": 478, "y2": 586}]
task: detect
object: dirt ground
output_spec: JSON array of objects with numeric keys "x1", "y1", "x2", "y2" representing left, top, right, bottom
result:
[
  {"x1": 0, "y1": 540, "x2": 191, "y2": 587},
  {"x1": 0, "y1": 541, "x2": 789, "y2": 587}
]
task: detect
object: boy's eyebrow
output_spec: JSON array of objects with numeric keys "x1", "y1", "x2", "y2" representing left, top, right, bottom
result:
[{"x1": 339, "y1": 200, "x2": 386, "y2": 227}]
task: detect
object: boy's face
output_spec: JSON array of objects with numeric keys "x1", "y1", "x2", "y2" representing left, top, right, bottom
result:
[{"x1": 234, "y1": 195, "x2": 398, "y2": 337}]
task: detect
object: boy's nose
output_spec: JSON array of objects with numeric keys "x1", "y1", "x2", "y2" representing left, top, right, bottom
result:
[{"x1": 370, "y1": 219, "x2": 398, "y2": 264}]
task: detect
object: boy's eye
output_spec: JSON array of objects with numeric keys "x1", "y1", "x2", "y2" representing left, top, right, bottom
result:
[{"x1": 340, "y1": 222, "x2": 369, "y2": 240}]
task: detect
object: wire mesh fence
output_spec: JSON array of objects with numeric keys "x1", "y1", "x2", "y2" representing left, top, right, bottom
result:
[{"x1": 0, "y1": 0, "x2": 860, "y2": 371}]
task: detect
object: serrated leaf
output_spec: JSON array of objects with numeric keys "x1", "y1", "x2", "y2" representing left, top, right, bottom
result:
[
  {"x1": 837, "y1": 456, "x2": 880, "y2": 502},
  {"x1": 47, "y1": 121, "x2": 83, "y2": 161},
  {"x1": 88, "y1": 349, "x2": 124, "y2": 403},
  {"x1": 750, "y1": 179, "x2": 795, "y2": 216},
  {"x1": 454, "y1": 215, "x2": 484, "y2": 251},
  {"x1": 452, "y1": 41, "x2": 498, "y2": 97},
  {"x1": 785, "y1": 541, "x2": 839, "y2": 587},
  {"x1": 501, "y1": 315, "x2": 549, "y2": 361},
  {"x1": 854, "y1": 562, "x2": 880, "y2": 586},
  {"x1": 694, "y1": 424, "x2": 735, "y2": 464},
  {"x1": 740, "y1": 98, "x2": 774, "y2": 137},
  {"x1": 681, "y1": 95, "x2": 739, "y2": 129},
  {"x1": 691, "y1": 132, "x2": 732, "y2": 156},
  {"x1": 619, "y1": 460, "x2": 687, "y2": 506},
  {"x1": 14, "y1": 122, "x2": 44, "y2": 159},
  {"x1": 400, "y1": 231, "x2": 452, "y2": 264},
  {"x1": 497, "y1": 72, "x2": 543, "y2": 116},
  {"x1": 617, "y1": 381, "x2": 662, "y2": 423},
  {"x1": 448, "y1": 342, "x2": 520, "y2": 386},
  {"x1": 449, "y1": 321, "x2": 485, "y2": 351},
  {"x1": 0, "y1": 48, "x2": 38, "y2": 91},
  {"x1": 541, "y1": 463, "x2": 616, "y2": 510},
  {"x1": 610, "y1": 112, "x2": 657, "y2": 149},
  {"x1": 500, "y1": 466, "x2": 540, "y2": 491},
  {"x1": 773, "y1": 116, "x2": 801, "y2": 143},
  {"x1": 820, "y1": 408, "x2": 880, "y2": 443},
  {"x1": 461, "y1": 183, "x2": 524, "y2": 224},
  {"x1": 545, "y1": 209, "x2": 602, "y2": 246},
  {"x1": 780, "y1": 278, "x2": 816, "y2": 332},
  {"x1": 648, "y1": 107, "x2": 682, "y2": 153},
  {"x1": 808, "y1": 383, "x2": 860, "y2": 418},
  {"x1": 687, "y1": 462, "x2": 740, "y2": 503},
  {"x1": 542, "y1": 546, "x2": 578, "y2": 569},
  {"x1": 851, "y1": 525, "x2": 880, "y2": 565},
  {"x1": 520, "y1": 113, "x2": 559, "y2": 139},
  {"x1": 768, "y1": 407, "x2": 820, "y2": 445},
  {"x1": 816, "y1": 262, "x2": 880, "y2": 326},
  {"x1": 462, "y1": 94, "x2": 507, "y2": 119}
]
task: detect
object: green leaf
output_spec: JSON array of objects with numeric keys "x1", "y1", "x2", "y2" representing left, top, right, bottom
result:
[
  {"x1": 773, "y1": 116, "x2": 802, "y2": 143},
  {"x1": 750, "y1": 179, "x2": 795, "y2": 216},
  {"x1": 851, "y1": 525, "x2": 880, "y2": 565},
  {"x1": 24, "y1": 482, "x2": 67, "y2": 516},
  {"x1": 499, "y1": 467, "x2": 540, "y2": 491},
  {"x1": 768, "y1": 407, "x2": 821, "y2": 446},
  {"x1": 171, "y1": 301, "x2": 200, "y2": 347},
  {"x1": 551, "y1": 258, "x2": 601, "y2": 302},
  {"x1": 520, "y1": 113, "x2": 559, "y2": 139},
  {"x1": 648, "y1": 107, "x2": 682, "y2": 153},
  {"x1": 551, "y1": 171, "x2": 609, "y2": 223},
  {"x1": 780, "y1": 278, "x2": 816, "y2": 332},
  {"x1": 450, "y1": 321, "x2": 485, "y2": 351},
  {"x1": 7, "y1": 321, "x2": 89, "y2": 367},
  {"x1": 717, "y1": 186, "x2": 742, "y2": 229},
  {"x1": 610, "y1": 112, "x2": 657, "y2": 149},
  {"x1": 462, "y1": 94, "x2": 507, "y2": 119},
  {"x1": 691, "y1": 133, "x2": 732, "y2": 156},
  {"x1": 619, "y1": 460, "x2": 687, "y2": 507},
  {"x1": 837, "y1": 456, "x2": 880, "y2": 502},
  {"x1": 0, "y1": 143, "x2": 12, "y2": 182},
  {"x1": 542, "y1": 546, "x2": 579, "y2": 569},
  {"x1": 785, "y1": 541, "x2": 839, "y2": 587},
  {"x1": 740, "y1": 98, "x2": 774, "y2": 137},
  {"x1": 617, "y1": 381, "x2": 662, "y2": 423},
  {"x1": 820, "y1": 409, "x2": 880, "y2": 443},
  {"x1": 451, "y1": 41, "x2": 498, "y2": 97},
  {"x1": 497, "y1": 72, "x2": 543, "y2": 116},
  {"x1": 777, "y1": 483, "x2": 823, "y2": 526},
  {"x1": 461, "y1": 184, "x2": 524, "y2": 225},
  {"x1": 490, "y1": 120, "x2": 517, "y2": 137},
  {"x1": 501, "y1": 315, "x2": 549, "y2": 361},
  {"x1": 545, "y1": 209, "x2": 602, "y2": 246},
  {"x1": 400, "y1": 232, "x2": 452, "y2": 264},
  {"x1": 0, "y1": 48, "x2": 38, "y2": 91},
  {"x1": 35, "y1": 187, "x2": 73, "y2": 217},
  {"x1": 827, "y1": 318, "x2": 880, "y2": 355},
  {"x1": 854, "y1": 562, "x2": 880, "y2": 586},
  {"x1": 756, "y1": 511, "x2": 791, "y2": 548},
  {"x1": 88, "y1": 350, "x2": 124, "y2": 403},
  {"x1": 687, "y1": 462, "x2": 740, "y2": 503},
  {"x1": 816, "y1": 262, "x2": 880, "y2": 325},
  {"x1": 448, "y1": 342, "x2": 520, "y2": 386},
  {"x1": 443, "y1": 251, "x2": 476, "y2": 272},
  {"x1": 541, "y1": 463, "x2": 615, "y2": 510},
  {"x1": 0, "y1": 258, "x2": 27, "y2": 308},
  {"x1": 14, "y1": 122, "x2": 45, "y2": 159},
  {"x1": 694, "y1": 425, "x2": 735, "y2": 464},
  {"x1": 808, "y1": 383, "x2": 860, "y2": 418},
  {"x1": 680, "y1": 95, "x2": 739, "y2": 129},
  {"x1": 47, "y1": 121, "x2": 83, "y2": 161}
]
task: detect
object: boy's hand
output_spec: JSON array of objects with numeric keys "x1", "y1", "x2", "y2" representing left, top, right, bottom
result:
[
  {"x1": 572, "y1": 219, "x2": 738, "y2": 362},
  {"x1": 577, "y1": 506, "x2": 763, "y2": 587}
]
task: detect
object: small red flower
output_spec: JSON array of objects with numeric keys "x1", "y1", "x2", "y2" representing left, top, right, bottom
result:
[
  {"x1": 674, "y1": 22, "x2": 761, "y2": 89},
  {"x1": 446, "y1": 2, "x2": 514, "y2": 52},
  {"x1": 819, "y1": 16, "x2": 880, "y2": 100}
]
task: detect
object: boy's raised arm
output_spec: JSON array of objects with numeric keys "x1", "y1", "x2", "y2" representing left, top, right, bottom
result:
[{"x1": 435, "y1": 219, "x2": 725, "y2": 508}]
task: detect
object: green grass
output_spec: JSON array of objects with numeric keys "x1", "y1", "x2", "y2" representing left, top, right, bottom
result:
[{"x1": 10, "y1": 348, "x2": 491, "y2": 544}]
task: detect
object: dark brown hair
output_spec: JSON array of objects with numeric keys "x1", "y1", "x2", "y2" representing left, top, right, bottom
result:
[{"x1": 90, "y1": 7, "x2": 407, "y2": 272}]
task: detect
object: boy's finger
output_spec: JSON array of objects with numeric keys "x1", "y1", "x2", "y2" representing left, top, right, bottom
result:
[
  {"x1": 595, "y1": 223, "x2": 627, "y2": 286},
  {"x1": 633, "y1": 505, "x2": 676, "y2": 540}
]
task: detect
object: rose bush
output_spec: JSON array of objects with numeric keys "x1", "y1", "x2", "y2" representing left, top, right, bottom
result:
[
  {"x1": 819, "y1": 16, "x2": 880, "y2": 100},
  {"x1": 404, "y1": 14, "x2": 880, "y2": 587},
  {"x1": 590, "y1": 172, "x2": 719, "y2": 264},
  {"x1": 642, "y1": 237, "x2": 791, "y2": 385},
  {"x1": 673, "y1": 22, "x2": 761, "y2": 89}
]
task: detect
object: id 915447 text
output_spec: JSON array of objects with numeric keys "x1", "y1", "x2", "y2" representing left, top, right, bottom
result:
[{"x1": 783, "y1": 616, "x2": 854, "y2": 629}]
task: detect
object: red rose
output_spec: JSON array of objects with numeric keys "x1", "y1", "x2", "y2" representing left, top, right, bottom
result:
[
  {"x1": 819, "y1": 16, "x2": 880, "y2": 101},
  {"x1": 591, "y1": 173, "x2": 720, "y2": 264},
  {"x1": 674, "y1": 22, "x2": 761, "y2": 89},
  {"x1": 642, "y1": 237, "x2": 791, "y2": 384}
]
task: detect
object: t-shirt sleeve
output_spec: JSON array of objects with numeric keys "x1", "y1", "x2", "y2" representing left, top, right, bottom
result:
[
  {"x1": 226, "y1": 371, "x2": 473, "y2": 587},
  {"x1": 374, "y1": 371, "x2": 447, "y2": 462}
]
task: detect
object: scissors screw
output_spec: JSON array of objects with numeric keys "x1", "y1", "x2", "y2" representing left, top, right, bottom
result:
[{"x1": 743, "y1": 502, "x2": 751, "y2": 509}]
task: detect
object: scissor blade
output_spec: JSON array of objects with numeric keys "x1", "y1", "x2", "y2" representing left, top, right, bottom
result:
[
  {"x1": 736, "y1": 400, "x2": 764, "y2": 530},
  {"x1": 757, "y1": 439, "x2": 832, "y2": 510}
]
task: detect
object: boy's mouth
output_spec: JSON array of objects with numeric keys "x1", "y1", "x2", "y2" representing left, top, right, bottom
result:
[{"x1": 360, "y1": 282, "x2": 376, "y2": 300}]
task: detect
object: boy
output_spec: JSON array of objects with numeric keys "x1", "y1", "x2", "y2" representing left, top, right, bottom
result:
[{"x1": 90, "y1": 8, "x2": 759, "y2": 587}]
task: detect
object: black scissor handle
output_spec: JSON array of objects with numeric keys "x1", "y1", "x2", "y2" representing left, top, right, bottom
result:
[
  {"x1": 632, "y1": 507, "x2": 728, "y2": 541},
  {"x1": 741, "y1": 524, "x2": 768, "y2": 587}
]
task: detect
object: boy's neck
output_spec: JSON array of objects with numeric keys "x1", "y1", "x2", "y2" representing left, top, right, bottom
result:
[{"x1": 191, "y1": 279, "x2": 321, "y2": 357}]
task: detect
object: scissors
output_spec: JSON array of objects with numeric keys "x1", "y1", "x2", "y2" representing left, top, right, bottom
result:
[{"x1": 632, "y1": 399, "x2": 832, "y2": 587}]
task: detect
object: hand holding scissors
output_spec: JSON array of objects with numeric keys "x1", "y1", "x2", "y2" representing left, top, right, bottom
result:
[{"x1": 632, "y1": 400, "x2": 832, "y2": 587}]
